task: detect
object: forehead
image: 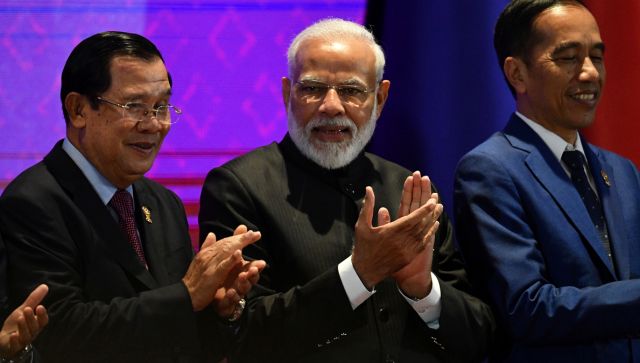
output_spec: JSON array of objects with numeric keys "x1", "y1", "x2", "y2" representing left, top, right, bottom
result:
[
  {"x1": 531, "y1": 4, "x2": 602, "y2": 50},
  {"x1": 293, "y1": 37, "x2": 376, "y2": 83},
  {"x1": 107, "y1": 55, "x2": 170, "y2": 97}
]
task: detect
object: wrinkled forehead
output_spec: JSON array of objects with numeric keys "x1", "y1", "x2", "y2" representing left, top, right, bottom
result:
[
  {"x1": 107, "y1": 56, "x2": 171, "y2": 98},
  {"x1": 292, "y1": 37, "x2": 377, "y2": 84}
]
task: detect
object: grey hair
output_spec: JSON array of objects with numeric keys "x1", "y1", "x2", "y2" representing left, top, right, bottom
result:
[{"x1": 287, "y1": 18, "x2": 385, "y2": 82}]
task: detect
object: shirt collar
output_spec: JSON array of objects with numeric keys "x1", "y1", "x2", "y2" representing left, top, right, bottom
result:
[
  {"x1": 515, "y1": 111, "x2": 587, "y2": 164},
  {"x1": 62, "y1": 138, "x2": 133, "y2": 205}
]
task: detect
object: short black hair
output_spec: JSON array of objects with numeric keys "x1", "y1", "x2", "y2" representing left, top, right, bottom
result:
[
  {"x1": 60, "y1": 31, "x2": 169, "y2": 124},
  {"x1": 494, "y1": 0, "x2": 585, "y2": 96}
]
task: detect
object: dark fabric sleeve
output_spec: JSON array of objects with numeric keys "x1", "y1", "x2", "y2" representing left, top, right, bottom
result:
[{"x1": 425, "y1": 208, "x2": 498, "y2": 362}]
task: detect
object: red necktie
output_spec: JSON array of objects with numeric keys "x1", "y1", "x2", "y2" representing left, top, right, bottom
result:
[{"x1": 109, "y1": 189, "x2": 148, "y2": 266}]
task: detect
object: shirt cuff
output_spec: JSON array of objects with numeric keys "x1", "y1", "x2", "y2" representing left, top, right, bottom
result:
[
  {"x1": 338, "y1": 255, "x2": 375, "y2": 310},
  {"x1": 399, "y1": 272, "x2": 442, "y2": 329}
]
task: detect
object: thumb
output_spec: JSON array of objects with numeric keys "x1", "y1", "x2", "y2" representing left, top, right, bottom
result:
[{"x1": 357, "y1": 186, "x2": 375, "y2": 229}]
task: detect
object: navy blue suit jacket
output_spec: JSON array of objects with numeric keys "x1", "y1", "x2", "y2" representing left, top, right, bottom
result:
[{"x1": 454, "y1": 114, "x2": 640, "y2": 362}]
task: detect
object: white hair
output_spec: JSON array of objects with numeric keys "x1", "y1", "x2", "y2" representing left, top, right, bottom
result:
[{"x1": 287, "y1": 18, "x2": 385, "y2": 82}]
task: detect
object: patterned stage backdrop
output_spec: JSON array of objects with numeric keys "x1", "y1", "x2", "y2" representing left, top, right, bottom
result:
[{"x1": 0, "y1": 0, "x2": 366, "y2": 244}]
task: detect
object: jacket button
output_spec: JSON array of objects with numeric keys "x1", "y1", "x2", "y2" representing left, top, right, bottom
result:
[
  {"x1": 379, "y1": 307, "x2": 389, "y2": 322},
  {"x1": 344, "y1": 183, "x2": 355, "y2": 195}
]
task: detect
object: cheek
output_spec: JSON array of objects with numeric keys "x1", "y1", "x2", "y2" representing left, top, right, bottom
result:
[
  {"x1": 348, "y1": 108, "x2": 372, "y2": 128},
  {"x1": 290, "y1": 102, "x2": 314, "y2": 126}
]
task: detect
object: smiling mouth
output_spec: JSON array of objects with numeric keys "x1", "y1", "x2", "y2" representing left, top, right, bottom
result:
[
  {"x1": 569, "y1": 90, "x2": 598, "y2": 104},
  {"x1": 129, "y1": 141, "x2": 156, "y2": 153}
]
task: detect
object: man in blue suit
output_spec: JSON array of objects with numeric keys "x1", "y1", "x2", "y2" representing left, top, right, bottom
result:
[{"x1": 454, "y1": 0, "x2": 640, "y2": 362}]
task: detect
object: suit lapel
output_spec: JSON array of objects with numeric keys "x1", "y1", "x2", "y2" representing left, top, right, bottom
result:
[
  {"x1": 133, "y1": 180, "x2": 170, "y2": 286},
  {"x1": 43, "y1": 142, "x2": 158, "y2": 289},
  {"x1": 584, "y1": 142, "x2": 630, "y2": 279},
  {"x1": 503, "y1": 116, "x2": 616, "y2": 278}
]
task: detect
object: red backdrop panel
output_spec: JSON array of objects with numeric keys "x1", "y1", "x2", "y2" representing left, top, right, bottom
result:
[{"x1": 584, "y1": 1, "x2": 640, "y2": 167}]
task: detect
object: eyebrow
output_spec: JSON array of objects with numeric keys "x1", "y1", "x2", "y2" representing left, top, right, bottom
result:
[
  {"x1": 551, "y1": 41, "x2": 606, "y2": 56},
  {"x1": 298, "y1": 77, "x2": 367, "y2": 87},
  {"x1": 122, "y1": 88, "x2": 172, "y2": 101}
]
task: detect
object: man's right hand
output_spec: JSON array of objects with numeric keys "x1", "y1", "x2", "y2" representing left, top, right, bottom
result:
[
  {"x1": 182, "y1": 228, "x2": 262, "y2": 312},
  {"x1": 351, "y1": 186, "x2": 442, "y2": 290}
]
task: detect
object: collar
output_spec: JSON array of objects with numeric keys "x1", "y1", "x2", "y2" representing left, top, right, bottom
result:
[
  {"x1": 62, "y1": 138, "x2": 133, "y2": 205},
  {"x1": 515, "y1": 112, "x2": 588, "y2": 166},
  {"x1": 279, "y1": 133, "x2": 368, "y2": 179},
  {"x1": 278, "y1": 134, "x2": 370, "y2": 201}
]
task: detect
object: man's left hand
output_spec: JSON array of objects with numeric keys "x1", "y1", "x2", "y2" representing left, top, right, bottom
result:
[
  {"x1": 0, "y1": 284, "x2": 49, "y2": 358},
  {"x1": 213, "y1": 225, "x2": 266, "y2": 319},
  {"x1": 383, "y1": 171, "x2": 440, "y2": 299}
]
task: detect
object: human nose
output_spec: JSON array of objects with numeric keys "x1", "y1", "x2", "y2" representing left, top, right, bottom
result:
[
  {"x1": 318, "y1": 87, "x2": 346, "y2": 117},
  {"x1": 579, "y1": 56, "x2": 601, "y2": 82},
  {"x1": 135, "y1": 114, "x2": 166, "y2": 132}
]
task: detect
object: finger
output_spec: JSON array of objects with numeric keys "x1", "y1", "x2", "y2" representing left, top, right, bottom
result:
[
  {"x1": 233, "y1": 225, "x2": 248, "y2": 236},
  {"x1": 432, "y1": 203, "x2": 444, "y2": 222},
  {"x1": 21, "y1": 284, "x2": 48, "y2": 309},
  {"x1": 410, "y1": 171, "x2": 422, "y2": 212},
  {"x1": 245, "y1": 264, "x2": 262, "y2": 283},
  {"x1": 426, "y1": 220, "x2": 440, "y2": 240},
  {"x1": 398, "y1": 176, "x2": 413, "y2": 218},
  {"x1": 35, "y1": 305, "x2": 48, "y2": 330},
  {"x1": 377, "y1": 207, "x2": 391, "y2": 226},
  {"x1": 16, "y1": 314, "x2": 32, "y2": 348},
  {"x1": 357, "y1": 186, "x2": 375, "y2": 229},
  {"x1": 420, "y1": 176, "x2": 431, "y2": 206},
  {"x1": 399, "y1": 196, "x2": 436, "y2": 226},
  {"x1": 219, "y1": 230, "x2": 262, "y2": 255},
  {"x1": 235, "y1": 271, "x2": 254, "y2": 296},
  {"x1": 213, "y1": 250, "x2": 244, "y2": 277},
  {"x1": 423, "y1": 221, "x2": 440, "y2": 251},
  {"x1": 250, "y1": 259, "x2": 267, "y2": 272},
  {"x1": 201, "y1": 232, "x2": 218, "y2": 249},
  {"x1": 22, "y1": 308, "x2": 39, "y2": 339}
]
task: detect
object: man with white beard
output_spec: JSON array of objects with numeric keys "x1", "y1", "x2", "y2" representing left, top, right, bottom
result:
[{"x1": 199, "y1": 18, "x2": 495, "y2": 363}]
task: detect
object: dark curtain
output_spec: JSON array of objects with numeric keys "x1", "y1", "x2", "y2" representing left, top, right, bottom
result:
[{"x1": 364, "y1": 0, "x2": 513, "y2": 216}]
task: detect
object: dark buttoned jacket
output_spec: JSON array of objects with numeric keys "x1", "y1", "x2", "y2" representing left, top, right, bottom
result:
[
  {"x1": 200, "y1": 135, "x2": 495, "y2": 363},
  {"x1": 0, "y1": 141, "x2": 231, "y2": 363}
]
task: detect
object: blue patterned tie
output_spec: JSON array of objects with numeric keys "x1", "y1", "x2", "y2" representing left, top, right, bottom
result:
[{"x1": 561, "y1": 150, "x2": 612, "y2": 261}]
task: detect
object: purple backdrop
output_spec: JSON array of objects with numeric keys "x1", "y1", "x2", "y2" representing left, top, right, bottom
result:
[{"x1": 0, "y1": 0, "x2": 366, "y2": 242}]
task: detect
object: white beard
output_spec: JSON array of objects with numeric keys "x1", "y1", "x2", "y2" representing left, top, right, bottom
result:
[{"x1": 287, "y1": 102, "x2": 378, "y2": 170}]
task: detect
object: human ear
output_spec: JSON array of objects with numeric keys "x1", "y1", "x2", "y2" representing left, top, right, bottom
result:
[
  {"x1": 281, "y1": 77, "x2": 292, "y2": 110},
  {"x1": 65, "y1": 92, "x2": 88, "y2": 128},
  {"x1": 374, "y1": 80, "x2": 390, "y2": 117},
  {"x1": 504, "y1": 56, "x2": 528, "y2": 95}
]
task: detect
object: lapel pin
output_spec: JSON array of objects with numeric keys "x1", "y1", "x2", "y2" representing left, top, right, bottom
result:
[
  {"x1": 601, "y1": 170, "x2": 611, "y2": 187},
  {"x1": 142, "y1": 206, "x2": 153, "y2": 223}
]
